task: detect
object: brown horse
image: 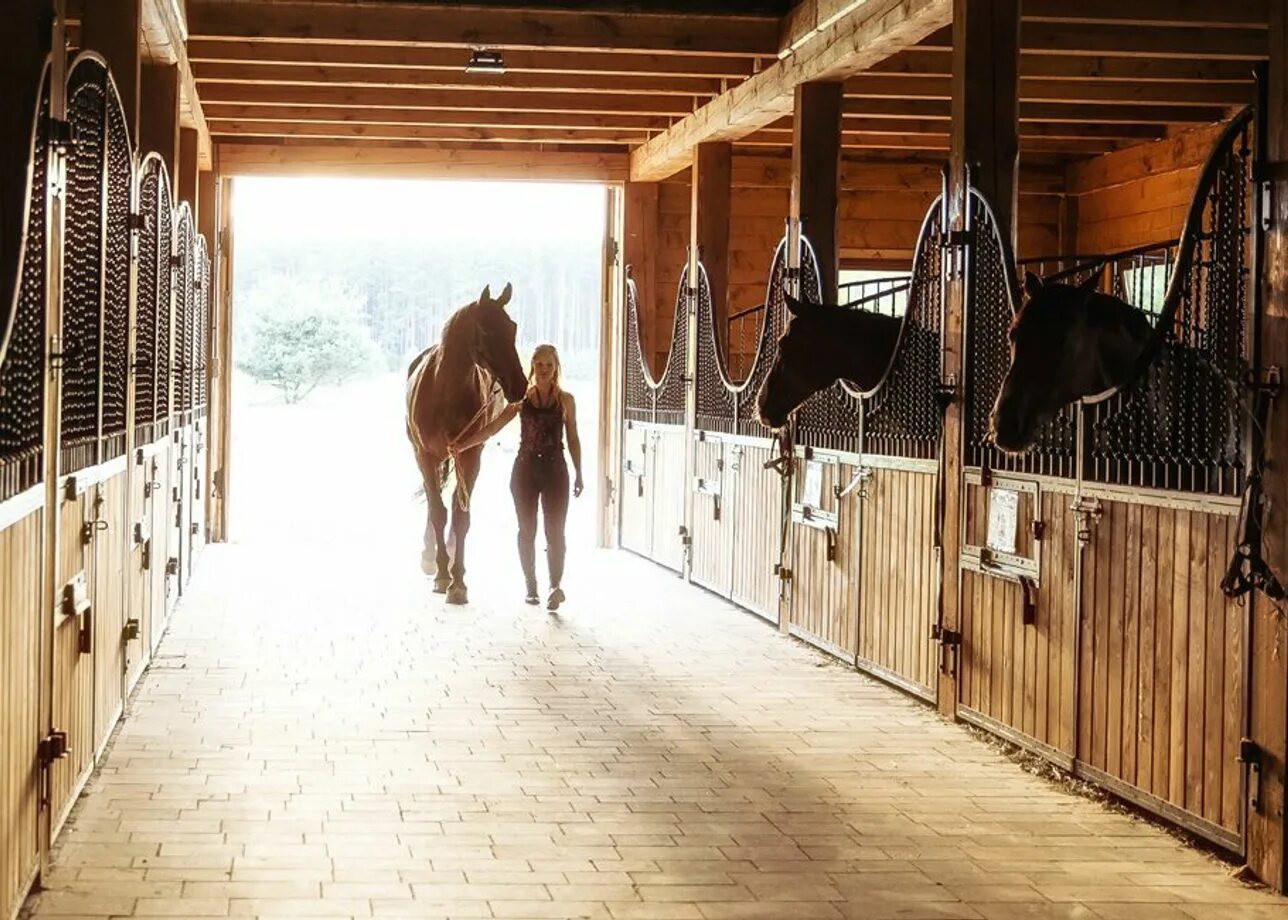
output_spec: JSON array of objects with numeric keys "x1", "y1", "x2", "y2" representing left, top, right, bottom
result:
[
  {"x1": 406, "y1": 283, "x2": 527, "y2": 604},
  {"x1": 989, "y1": 270, "x2": 1153, "y2": 453},
  {"x1": 756, "y1": 292, "x2": 902, "y2": 429}
]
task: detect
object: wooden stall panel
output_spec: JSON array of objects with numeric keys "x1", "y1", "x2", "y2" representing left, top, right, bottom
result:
[
  {"x1": 650, "y1": 426, "x2": 687, "y2": 574},
  {"x1": 150, "y1": 443, "x2": 175, "y2": 648},
  {"x1": 1077, "y1": 499, "x2": 1245, "y2": 843},
  {"x1": 51, "y1": 488, "x2": 97, "y2": 832},
  {"x1": 961, "y1": 489, "x2": 1078, "y2": 758},
  {"x1": 731, "y1": 442, "x2": 780, "y2": 622},
  {"x1": 788, "y1": 460, "x2": 859, "y2": 662},
  {"x1": 126, "y1": 450, "x2": 155, "y2": 692},
  {"x1": 174, "y1": 426, "x2": 191, "y2": 594},
  {"x1": 189, "y1": 417, "x2": 207, "y2": 572},
  {"x1": 690, "y1": 435, "x2": 732, "y2": 596},
  {"x1": 857, "y1": 466, "x2": 938, "y2": 697},
  {"x1": 0, "y1": 507, "x2": 43, "y2": 920},
  {"x1": 619, "y1": 422, "x2": 651, "y2": 558},
  {"x1": 92, "y1": 472, "x2": 129, "y2": 755}
]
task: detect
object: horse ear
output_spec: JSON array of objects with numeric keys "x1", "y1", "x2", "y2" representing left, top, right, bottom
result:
[
  {"x1": 1023, "y1": 271, "x2": 1044, "y2": 299},
  {"x1": 479, "y1": 284, "x2": 492, "y2": 304},
  {"x1": 496, "y1": 282, "x2": 513, "y2": 308},
  {"x1": 784, "y1": 293, "x2": 810, "y2": 319},
  {"x1": 1077, "y1": 265, "x2": 1106, "y2": 298}
]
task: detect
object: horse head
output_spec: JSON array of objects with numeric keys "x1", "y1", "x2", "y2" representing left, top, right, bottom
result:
[
  {"x1": 990, "y1": 267, "x2": 1152, "y2": 453},
  {"x1": 473, "y1": 282, "x2": 527, "y2": 402},
  {"x1": 756, "y1": 292, "x2": 902, "y2": 430}
]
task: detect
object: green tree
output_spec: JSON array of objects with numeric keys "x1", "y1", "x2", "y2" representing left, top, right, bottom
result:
[{"x1": 237, "y1": 276, "x2": 381, "y2": 403}]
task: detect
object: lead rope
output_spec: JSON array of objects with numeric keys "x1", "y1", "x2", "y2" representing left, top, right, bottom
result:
[{"x1": 446, "y1": 379, "x2": 503, "y2": 512}]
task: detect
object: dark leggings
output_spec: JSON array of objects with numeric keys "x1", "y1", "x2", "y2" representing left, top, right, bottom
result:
[{"x1": 510, "y1": 455, "x2": 569, "y2": 589}]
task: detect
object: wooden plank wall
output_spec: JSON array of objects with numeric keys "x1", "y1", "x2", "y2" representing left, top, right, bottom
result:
[
  {"x1": 52, "y1": 489, "x2": 95, "y2": 834},
  {"x1": 690, "y1": 437, "x2": 733, "y2": 597},
  {"x1": 788, "y1": 461, "x2": 860, "y2": 659},
  {"x1": 619, "y1": 423, "x2": 651, "y2": 558},
  {"x1": 651, "y1": 427, "x2": 688, "y2": 574},
  {"x1": 92, "y1": 472, "x2": 130, "y2": 758},
  {"x1": 1069, "y1": 122, "x2": 1226, "y2": 255},
  {"x1": 0, "y1": 507, "x2": 43, "y2": 920},
  {"x1": 960, "y1": 489, "x2": 1078, "y2": 757},
  {"x1": 856, "y1": 466, "x2": 938, "y2": 696},
  {"x1": 1078, "y1": 499, "x2": 1245, "y2": 839},
  {"x1": 730, "y1": 443, "x2": 782, "y2": 622}
]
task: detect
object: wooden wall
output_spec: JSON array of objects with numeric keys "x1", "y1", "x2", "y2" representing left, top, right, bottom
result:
[{"x1": 1070, "y1": 122, "x2": 1227, "y2": 255}]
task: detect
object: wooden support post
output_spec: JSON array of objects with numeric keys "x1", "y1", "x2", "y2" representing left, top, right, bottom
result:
[
  {"x1": 939, "y1": 0, "x2": 1020, "y2": 718},
  {"x1": 80, "y1": 0, "x2": 141, "y2": 144},
  {"x1": 210, "y1": 176, "x2": 235, "y2": 542},
  {"x1": 1247, "y1": 4, "x2": 1288, "y2": 893},
  {"x1": 178, "y1": 128, "x2": 199, "y2": 217},
  {"x1": 790, "y1": 82, "x2": 843, "y2": 301},
  {"x1": 197, "y1": 166, "x2": 219, "y2": 541},
  {"x1": 139, "y1": 63, "x2": 179, "y2": 182},
  {"x1": 623, "y1": 180, "x2": 659, "y2": 372},
  {"x1": 691, "y1": 143, "x2": 732, "y2": 355}
]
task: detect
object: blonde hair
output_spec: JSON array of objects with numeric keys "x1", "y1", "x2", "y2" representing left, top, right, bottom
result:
[{"x1": 528, "y1": 343, "x2": 562, "y2": 391}]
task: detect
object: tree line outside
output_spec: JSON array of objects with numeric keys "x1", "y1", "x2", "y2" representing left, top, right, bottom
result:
[{"x1": 235, "y1": 232, "x2": 604, "y2": 403}]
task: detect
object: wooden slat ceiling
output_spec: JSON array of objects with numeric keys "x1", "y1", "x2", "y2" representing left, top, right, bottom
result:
[{"x1": 178, "y1": 0, "x2": 1269, "y2": 175}]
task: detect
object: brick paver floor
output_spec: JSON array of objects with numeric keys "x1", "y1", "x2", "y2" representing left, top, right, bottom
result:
[{"x1": 23, "y1": 536, "x2": 1288, "y2": 920}]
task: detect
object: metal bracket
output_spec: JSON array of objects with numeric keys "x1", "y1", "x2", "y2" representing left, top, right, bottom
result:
[
  {"x1": 38, "y1": 730, "x2": 69, "y2": 767},
  {"x1": 774, "y1": 564, "x2": 793, "y2": 582},
  {"x1": 1020, "y1": 576, "x2": 1038, "y2": 626},
  {"x1": 1031, "y1": 520, "x2": 1045, "y2": 542},
  {"x1": 1239, "y1": 737, "x2": 1263, "y2": 812},
  {"x1": 1247, "y1": 365, "x2": 1282, "y2": 397},
  {"x1": 46, "y1": 117, "x2": 74, "y2": 152},
  {"x1": 1072, "y1": 496, "x2": 1102, "y2": 546},
  {"x1": 825, "y1": 527, "x2": 837, "y2": 563},
  {"x1": 122, "y1": 618, "x2": 141, "y2": 642},
  {"x1": 941, "y1": 229, "x2": 975, "y2": 249},
  {"x1": 934, "y1": 376, "x2": 957, "y2": 413}
]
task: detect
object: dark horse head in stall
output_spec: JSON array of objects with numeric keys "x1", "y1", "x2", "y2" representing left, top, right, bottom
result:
[
  {"x1": 989, "y1": 269, "x2": 1154, "y2": 453},
  {"x1": 756, "y1": 293, "x2": 902, "y2": 429}
]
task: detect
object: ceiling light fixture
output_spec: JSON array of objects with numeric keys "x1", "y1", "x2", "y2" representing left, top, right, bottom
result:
[{"x1": 465, "y1": 49, "x2": 506, "y2": 74}]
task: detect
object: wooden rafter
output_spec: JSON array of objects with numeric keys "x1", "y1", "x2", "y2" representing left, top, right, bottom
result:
[{"x1": 187, "y1": 0, "x2": 781, "y2": 56}]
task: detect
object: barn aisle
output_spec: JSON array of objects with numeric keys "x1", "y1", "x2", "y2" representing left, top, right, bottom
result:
[{"x1": 21, "y1": 525, "x2": 1288, "y2": 919}]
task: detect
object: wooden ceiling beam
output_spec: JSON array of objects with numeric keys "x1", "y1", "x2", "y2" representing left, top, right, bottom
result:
[
  {"x1": 139, "y1": 0, "x2": 212, "y2": 167},
  {"x1": 193, "y1": 62, "x2": 723, "y2": 97},
  {"x1": 209, "y1": 121, "x2": 650, "y2": 144},
  {"x1": 917, "y1": 22, "x2": 1267, "y2": 59},
  {"x1": 196, "y1": 83, "x2": 698, "y2": 117},
  {"x1": 187, "y1": 0, "x2": 780, "y2": 56},
  {"x1": 843, "y1": 73, "x2": 1253, "y2": 106},
  {"x1": 742, "y1": 130, "x2": 1119, "y2": 154},
  {"x1": 630, "y1": 0, "x2": 952, "y2": 182},
  {"x1": 215, "y1": 140, "x2": 628, "y2": 181},
  {"x1": 187, "y1": 40, "x2": 760, "y2": 80},
  {"x1": 871, "y1": 49, "x2": 1256, "y2": 83},
  {"x1": 204, "y1": 103, "x2": 670, "y2": 131},
  {"x1": 1019, "y1": 0, "x2": 1268, "y2": 29},
  {"x1": 838, "y1": 97, "x2": 1228, "y2": 125}
]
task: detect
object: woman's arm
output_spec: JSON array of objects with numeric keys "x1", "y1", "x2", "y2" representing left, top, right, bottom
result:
[
  {"x1": 562, "y1": 392, "x2": 584, "y2": 497},
  {"x1": 451, "y1": 401, "x2": 520, "y2": 453}
]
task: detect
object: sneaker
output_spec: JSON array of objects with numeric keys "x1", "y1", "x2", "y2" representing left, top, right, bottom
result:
[{"x1": 547, "y1": 587, "x2": 565, "y2": 612}]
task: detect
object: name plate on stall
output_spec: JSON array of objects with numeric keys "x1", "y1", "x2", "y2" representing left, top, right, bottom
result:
[
  {"x1": 986, "y1": 487, "x2": 1019, "y2": 555},
  {"x1": 802, "y1": 460, "x2": 824, "y2": 510}
]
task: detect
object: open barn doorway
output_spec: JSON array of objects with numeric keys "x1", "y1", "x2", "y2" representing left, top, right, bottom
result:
[{"x1": 225, "y1": 177, "x2": 611, "y2": 604}]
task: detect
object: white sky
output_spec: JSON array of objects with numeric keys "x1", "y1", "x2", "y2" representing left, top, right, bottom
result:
[{"x1": 233, "y1": 177, "x2": 606, "y2": 244}]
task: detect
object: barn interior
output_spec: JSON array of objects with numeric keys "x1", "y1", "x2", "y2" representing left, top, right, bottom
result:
[{"x1": 4, "y1": 1, "x2": 1288, "y2": 918}]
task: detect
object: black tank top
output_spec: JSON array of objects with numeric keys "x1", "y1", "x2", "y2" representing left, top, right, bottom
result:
[{"x1": 518, "y1": 393, "x2": 564, "y2": 459}]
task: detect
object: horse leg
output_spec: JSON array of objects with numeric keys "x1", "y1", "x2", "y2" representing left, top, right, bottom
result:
[
  {"x1": 446, "y1": 447, "x2": 482, "y2": 605},
  {"x1": 416, "y1": 450, "x2": 451, "y2": 591}
]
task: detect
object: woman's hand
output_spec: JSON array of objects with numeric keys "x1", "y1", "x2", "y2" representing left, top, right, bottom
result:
[{"x1": 573, "y1": 472, "x2": 584, "y2": 498}]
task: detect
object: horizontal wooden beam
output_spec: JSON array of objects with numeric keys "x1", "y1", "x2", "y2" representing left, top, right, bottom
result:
[
  {"x1": 141, "y1": 0, "x2": 212, "y2": 167},
  {"x1": 1066, "y1": 120, "x2": 1227, "y2": 194},
  {"x1": 918, "y1": 22, "x2": 1268, "y2": 59},
  {"x1": 631, "y1": 0, "x2": 952, "y2": 181},
  {"x1": 196, "y1": 83, "x2": 697, "y2": 116},
  {"x1": 843, "y1": 73, "x2": 1254, "y2": 106},
  {"x1": 188, "y1": 40, "x2": 759, "y2": 80},
  {"x1": 837, "y1": 97, "x2": 1228, "y2": 125},
  {"x1": 188, "y1": 0, "x2": 780, "y2": 56},
  {"x1": 203, "y1": 103, "x2": 670, "y2": 131},
  {"x1": 216, "y1": 140, "x2": 628, "y2": 181},
  {"x1": 193, "y1": 62, "x2": 722, "y2": 97},
  {"x1": 742, "y1": 129, "x2": 1119, "y2": 154},
  {"x1": 872, "y1": 49, "x2": 1257, "y2": 82},
  {"x1": 210, "y1": 120, "x2": 649, "y2": 145},
  {"x1": 1020, "y1": 0, "x2": 1268, "y2": 29},
  {"x1": 730, "y1": 154, "x2": 1063, "y2": 193}
]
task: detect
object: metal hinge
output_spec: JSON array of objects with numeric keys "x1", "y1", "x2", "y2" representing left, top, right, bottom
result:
[
  {"x1": 941, "y1": 229, "x2": 974, "y2": 248},
  {"x1": 166, "y1": 557, "x2": 179, "y2": 576},
  {"x1": 934, "y1": 375, "x2": 958, "y2": 413},
  {"x1": 169, "y1": 253, "x2": 182, "y2": 269},
  {"x1": 122, "y1": 618, "x2": 141, "y2": 642},
  {"x1": 127, "y1": 210, "x2": 147, "y2": 231},
  {"x1": 679, "y1": 525, "x2": 691, "y2": 547},
  {"x1": 80, "y1": 519, "x2": 108, "y2": 545},
  {"x1": 1071, "y1": 496, "x2": 1102, "y2": 545},
  {"x1": 1240, "y1": 737, "x2": 1263, "y2": 812},
  {"x1": 774, "y1": 564, "x2": 793, "y2": 582}
]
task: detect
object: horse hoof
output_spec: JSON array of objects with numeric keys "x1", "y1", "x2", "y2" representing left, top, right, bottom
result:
[
  {"x1": 446, "y1": 586, "x2": 468, "y2": 605},
  {"x1": 432, "y1": 576, "x2": 451, "y2": 594},
  {"x1": 421, "y1": 554, "x2": 436, "y2": 575}
]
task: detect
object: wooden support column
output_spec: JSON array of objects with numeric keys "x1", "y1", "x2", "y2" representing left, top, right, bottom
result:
[
  {"x1": 210, "y1": 176, "x2": 235, "y2": 542},
  {"x1": 1247, "y1": 4, "x2": 1288, "y2": 893},
  {"x1": 80, "y1": 0, "x2": 141, "y2": 144},
  {"x1": 623, "y1": 180, "x2": 659, "y2": 372},
  {"x1": 178, "y1": 128, "x2": 199, "y2": 217},
  {"x1": 790, "y1": 82, "x2": 843, "y2": 301},
  {"x1": 139, "y1": 63, "x2": 179, "y2": 182},
  {"x1": 939, "y1": 0, "x2": 1020, "y2": 718},
  {"x1": 691, "y1": 143, "x2": 732, "y2": 355},
  {"x1": 197, "y1": 166, "x2": 219, "y2": 540}
]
